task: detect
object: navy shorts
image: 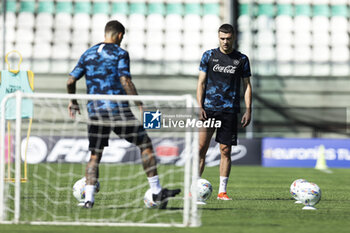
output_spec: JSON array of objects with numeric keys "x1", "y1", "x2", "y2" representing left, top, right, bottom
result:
[
  {"x1": 205, "y1": 110, "x2": 238, "y2": 146},
  {"x1": 88, "y1": 111, "x2": 150, "y2": 152}
]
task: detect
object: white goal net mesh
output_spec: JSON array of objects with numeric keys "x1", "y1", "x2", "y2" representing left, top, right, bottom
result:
[{"x1": 0, "y1": 92, "x2": 199, "y2": 227}]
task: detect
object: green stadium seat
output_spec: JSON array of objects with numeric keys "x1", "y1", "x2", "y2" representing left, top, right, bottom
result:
[
  {"x1": 165, "y1": 2, "x2": 183, "y2": 31},
  {"x1": 183, "y1": 2, "x2": 202, "y2": 31},
  {"x1": 92, "y1": 2, "x2": 110, "y2": 28},
  {"x1": 72, "y1": 1, "x2": 90, "y2": 29},
  {"x1": 55, "y1": 2, "x2": 72, "y2": 28},
  {"x1": 110, "y1": 1, "x2": 129, "y2": 28},
  {"x1": 36, "y1": 0, "x2": 55, "y2": 29},
  {"x1": 202, "y1": 2, "x2": 221, "y2": 33},
  {"x1": 17, "y1": 0, "x2": 35, "y2": 28},
  {"x1": 4, "y1": 0, "x2": 17, "y2": 29},
  {"x1": 147, "y1": 1, "x2": 165, "y2": 31}
]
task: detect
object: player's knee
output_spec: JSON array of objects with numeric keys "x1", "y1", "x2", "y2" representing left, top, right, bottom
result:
[
  {"x1": 220, "y1": 144, "x2": 231, "y2": 156},
  {"x1": 199, "y1": 141, "x2": 210, "y2": 156},
  {"x1": 90, "y1": 150, "x2": 103, "y2": 162},
  {"x1": 137, "y1": 136, "x2": 153, "y2": 150}
]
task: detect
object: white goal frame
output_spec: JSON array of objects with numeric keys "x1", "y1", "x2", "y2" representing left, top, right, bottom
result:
[{"x1": 0, "y1": 91, "x2": 200, "y2": 227}]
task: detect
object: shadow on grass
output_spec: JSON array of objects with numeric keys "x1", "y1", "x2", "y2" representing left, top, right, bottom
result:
[
  {"x1": 102, "y1": 206, "x2": 238, "y2": 211},
  {"x1": 197, "y1": 207, "x2": 236, "y2": 211},
  {"x1": 103, "y1": 206, "x2": 184, "y2": 211},
  {"x1": 231, "y1": 197, "x2": 293, "y2": 201}
]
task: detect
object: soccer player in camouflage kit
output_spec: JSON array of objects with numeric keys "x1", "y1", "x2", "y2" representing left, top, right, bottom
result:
[
  {"x1": 197, "y1": 24, "x2": 252, "y2": 202},
  {"x1": 67, "y1": 20, "x2": 180, "y2": 209}
]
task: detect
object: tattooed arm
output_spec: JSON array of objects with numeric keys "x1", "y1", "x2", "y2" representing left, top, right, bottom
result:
[
  {"x1": 67, "y1": 76, "x2": 81, "y2": 118},
  {"x1": 120, "y1": 76, "x2": 143, "y2": 111}
]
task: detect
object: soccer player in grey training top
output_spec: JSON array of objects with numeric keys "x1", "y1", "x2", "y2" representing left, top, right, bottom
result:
[
  {"x1": 67, "y1": 20, "x2": 180, "y2": 209},
  {"x1": 197, "y1": 24, "x2": 252, "y2": 201}
]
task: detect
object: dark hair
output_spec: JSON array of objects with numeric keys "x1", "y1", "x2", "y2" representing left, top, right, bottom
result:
[
  {"x1": 105, "y1": 20, "x2": 125, "y2": 36},
  {"x1": 218, "y1": 24, "x2": 235, "y2": 34}
]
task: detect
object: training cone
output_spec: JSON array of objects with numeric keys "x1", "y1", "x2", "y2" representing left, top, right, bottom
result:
[{"x1": 315, "y1": 145, "x2": 332, "y2": 173}]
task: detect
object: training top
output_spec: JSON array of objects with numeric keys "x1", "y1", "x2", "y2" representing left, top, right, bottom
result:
[
  {"x1": 0, "y1": 70, "x2": 34, "y2": 119},
  {"x1": 199, "y1": 48, "x2": 251, "y2": 113},
  {"x1": 70, "y1": 43, "x2": 131, "y2": 116}
]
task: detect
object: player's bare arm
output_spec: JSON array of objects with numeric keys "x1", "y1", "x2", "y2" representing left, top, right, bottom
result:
[
  {"x1": 67, "y1": 75, "x2": 80, "y2": 118},
  {"x1": 241, "y1": 77, "x2": 252, "y2": 127},
  {"x1": 120, "y1": 75, "x2": 143, "y2": 111},
  {"x1": 197, "y1": 71, "x2": 208, "y2": 120}
]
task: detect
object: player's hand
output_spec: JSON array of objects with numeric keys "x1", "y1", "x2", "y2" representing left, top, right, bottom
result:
[
  {"x1": 199, "y1": 107, "x2": 207, "y2": 121},
  {"x1": 241, "y1": 110, "x2": 251, "y2": 127},
  {"x1": 68, "y1": 101, "x2": 81, "y2": 119}
]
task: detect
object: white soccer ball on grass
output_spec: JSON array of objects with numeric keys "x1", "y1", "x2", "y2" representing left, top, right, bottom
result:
[
  {"x1": 72, "y1": 177, "x2": 100, "y2": 203},
  {"x1": 144, "y1": 188, "x2": 158, "y2": 209},
  {"x1": 197, "y1": 178, "x2": 213, "y2": 202},
  {"x1": 290, "y1": 179, "x2": 308, "y2": 204},
  {"x1": 298, "y1": 182, "x2": 321, "y2": 210}
]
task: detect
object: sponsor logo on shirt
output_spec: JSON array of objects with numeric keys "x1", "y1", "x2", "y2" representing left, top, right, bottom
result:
[{"x1": 213, "y1": 64, "x2": 237, "y2": 74}]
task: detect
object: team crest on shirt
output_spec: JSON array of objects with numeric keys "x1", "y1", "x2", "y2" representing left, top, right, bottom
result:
[{"x1": 233, "y1": 59, "x2": 240, "y2": 66}]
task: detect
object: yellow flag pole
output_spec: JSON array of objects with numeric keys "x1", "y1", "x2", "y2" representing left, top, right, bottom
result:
[
  {"x1": 7, "y1": 121, "x2": 11, "y2": 180},
  {"x1": 23, "y1": 118, "x2": 32, "y2": 182}
]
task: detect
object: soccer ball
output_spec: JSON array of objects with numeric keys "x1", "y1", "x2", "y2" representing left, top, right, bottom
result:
[
  {"x1": 72, "y1": 177, "x2": 100, "y2": 202},
  {"x1": 144, "y1": 189, "x2": 158, "y2": 208},
  {"x1": 298, "y1": 182, "x2": 321, "y2": 209},
  {"x1": 290, "y1": 179, "x2": 308, "y2": 202},
  {"x1": 197, "y1": 178, "x2": 213, "y2": 202}
]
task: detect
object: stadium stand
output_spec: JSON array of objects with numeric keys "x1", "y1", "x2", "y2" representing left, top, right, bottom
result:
[
  {"x1": 1, "y1": 0, "x2": 349, "y2": 138},
  {"x1": 1, "y1": 0, "x2": 223, "y2": 75},
  {"x1": 237, "y1": 0, "x2": 350, "y2": 137}
]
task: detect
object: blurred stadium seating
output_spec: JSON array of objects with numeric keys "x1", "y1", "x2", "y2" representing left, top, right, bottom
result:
[
  {"x1": 0, "y1": 0, "x2": 222, "y2": 75},
  {"x1": 0, "y1": 0, "x2": 349, "y2": 138},
  {"x1": 238, "y1": 0, "x2": 350, "y2": 76},
  {"x1": 237, "y1": 0, "x2": 350, "y2": 138}
]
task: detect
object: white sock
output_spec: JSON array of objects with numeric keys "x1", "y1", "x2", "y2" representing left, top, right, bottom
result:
[
  {"x1": 147, "y1": 175, "x2": 162, "y2": 194},
  {"x1": 218, "y1": 176, "x2": 229, "y2": 194},
  {"x1": 85, "y1": 185, "x2": 95, "y2": 203}
]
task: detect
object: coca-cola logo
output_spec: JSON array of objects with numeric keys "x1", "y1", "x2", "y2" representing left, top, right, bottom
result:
[{"x1": 213, "y1": 64, "x2": 237, "y2": 74}]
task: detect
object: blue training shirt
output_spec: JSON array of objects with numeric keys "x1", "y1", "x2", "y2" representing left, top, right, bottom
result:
[
  {"x1": 70, "y1": 43, "x2": 131, "y2": 116},
  {"x1": 199, "y1": 48, "x2": 251, "y2": 113}
]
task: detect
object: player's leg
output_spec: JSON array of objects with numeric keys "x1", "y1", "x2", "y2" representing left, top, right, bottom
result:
[
  {"x1": 217, "y1": 143, "x2": 232, "y2": 200},
  {"x1": 139, "y1": 140, "x2": 158, "y2": 177},
  {"x1": 112, "y1": 112, "x2": 159, "y2": 179},
  {"x1": 215, "y1": 113, "x2": 237, "y2": 200},
  {"x1": 113, "y1": 113, "x2": 181, "y2": 208},
  {"x1": 199, "y1": 126, "x2": 215, "y2": 176},
  {"x1": 196, "y1": 112, "x2": 216, "y2": 205},
  {"x1": 84, "y1": 118, "x2": 110, "y2": 208},
  {"x1": 84, "y1": 150, "x2": 102, "y2": 208},
  {"x1": 138, "y1": 137, "x2": 161, "y2": 193},
  {"x1": 219, "y1": 143, "x2": 231, "y2": 178},
  {"x1": 138, "y1": 140, "x2": 181, "y2": 208}
]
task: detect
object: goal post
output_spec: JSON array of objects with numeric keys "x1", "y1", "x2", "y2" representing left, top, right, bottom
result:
[{"x1": 0, "y1": 91, "x2": 200, "y2": 227}]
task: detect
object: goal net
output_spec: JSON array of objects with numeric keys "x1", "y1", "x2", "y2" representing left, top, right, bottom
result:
[{"x1": 0, "y1": 92, "x2": 200, "y2": 227}]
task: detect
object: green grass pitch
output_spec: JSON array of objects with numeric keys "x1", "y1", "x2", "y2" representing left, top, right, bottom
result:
[{"x1": 1, "y1": 165, "x2": 350, "y2": 233}]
